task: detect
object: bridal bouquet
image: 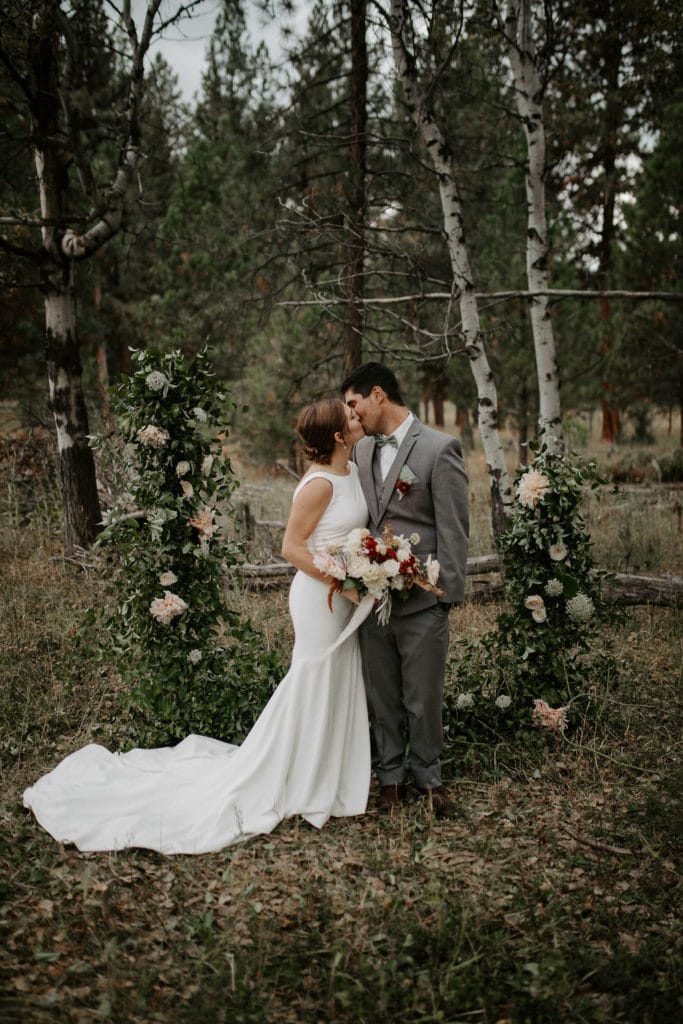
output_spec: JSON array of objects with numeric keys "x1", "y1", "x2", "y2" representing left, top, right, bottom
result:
[{"x1": 313, "y1": 523, "x2": 443, "y2": 625}]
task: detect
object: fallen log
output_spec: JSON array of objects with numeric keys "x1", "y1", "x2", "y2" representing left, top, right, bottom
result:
[
  {"x1": 236, "y1": 556, "x2": 682, "y2": 608},
  {"x1": 238, "y1": 552, "x2": 501, "y2": 582},
  {"x1": 595, "y1": 571, "x2": 683, "y2": 607}
]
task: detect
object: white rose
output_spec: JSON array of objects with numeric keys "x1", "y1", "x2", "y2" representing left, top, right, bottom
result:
[
  {"x1": 361, "y1": 562, "x2": 388, "y2": 598},
  {"x1": 524, "y1": 594, "x2": 545, "y2": 611},
  {"x1": 532, "y1": 607, "x2": 547, "y2": 623},
  {"x1": 176, "y1": 461, "x2": 191, "y2": 477},
  {"x1": 549, "y1": 542, "x2": 568, "y2": 562},
  {"x1": 342, "y1": 528, "x2": 367, "y2": 555},
  {"x1": 159, "y1": 571, "x2": 177, "y2": 587},
  {"x1": 382, "y1": 558, "x2": 401, "y2": 577},
  {"x1": 347, "y1": 552, "x2": 370, "y2": 578}
]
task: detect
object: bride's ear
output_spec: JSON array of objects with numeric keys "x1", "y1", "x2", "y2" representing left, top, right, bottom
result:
[{"x1": 334, "y1": 431, "x2": 344, "y2": 446}]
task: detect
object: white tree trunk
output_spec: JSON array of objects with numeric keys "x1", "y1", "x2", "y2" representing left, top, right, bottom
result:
[
  {"x1": 504, "y1": 0, "x2": 563, "y2": 452},
  {"x1": 388, "y1": 0, "x2": 513, "y2": 531}
]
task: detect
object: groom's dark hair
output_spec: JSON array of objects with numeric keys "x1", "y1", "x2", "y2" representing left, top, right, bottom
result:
[{"x1": 340, "y1": 362, "x2": 405, "y2": 406}]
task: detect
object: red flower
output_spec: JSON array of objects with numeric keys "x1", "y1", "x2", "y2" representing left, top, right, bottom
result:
[
  {"x1": 399, "y1": 555, "x2": 417, "y2": 576},
  {"x1": 396, "y1": 479, "x2": 411, "y2": 497}
]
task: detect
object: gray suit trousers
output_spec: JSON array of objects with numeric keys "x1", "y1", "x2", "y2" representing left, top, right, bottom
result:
[{"x1": 359, "y1": 602, "x2": 449, "y2": 789}]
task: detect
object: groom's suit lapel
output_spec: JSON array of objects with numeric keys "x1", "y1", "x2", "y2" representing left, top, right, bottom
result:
[
  {"x1": 357, "y1": 437, "x2": 380, "y2": 522},
  {"x1": 377, "y1": 418, "x2": 421, "y2": 520}
]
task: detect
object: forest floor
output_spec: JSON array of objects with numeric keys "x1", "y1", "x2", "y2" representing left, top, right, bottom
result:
[{"x1": 0, "y1": 428, "x2": 681, "y2": 1024}]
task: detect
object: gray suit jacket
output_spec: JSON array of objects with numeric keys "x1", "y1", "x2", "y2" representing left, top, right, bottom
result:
[{"x1": 355, "y1": 417, "x2": 469, "y2": 614}]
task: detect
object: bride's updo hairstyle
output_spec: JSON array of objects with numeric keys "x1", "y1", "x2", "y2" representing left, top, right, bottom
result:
[{"x1": 297, "y1": 398, "x2": 348, "y2": 465}]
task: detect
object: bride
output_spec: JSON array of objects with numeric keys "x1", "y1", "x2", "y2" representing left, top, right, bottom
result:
[{"x1": 23, "y1": 398, "x2": 372, "y2": 854}]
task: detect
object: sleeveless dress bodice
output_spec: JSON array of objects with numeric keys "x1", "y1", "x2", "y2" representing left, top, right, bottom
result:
[{"x1": 293, "y1": 462, "x2": 367, "y2": 550}]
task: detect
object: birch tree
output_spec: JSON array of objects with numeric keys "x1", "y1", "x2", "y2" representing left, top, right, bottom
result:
[
  {"x1": 0, "y1": 0, "x2": 197, "y2": 549},
  {"x1": 387, "y1": 0, "x2": 513, "y2": 532},
  {"x1": 501, "y1": 0, "x2": 562, "y2": 452}
]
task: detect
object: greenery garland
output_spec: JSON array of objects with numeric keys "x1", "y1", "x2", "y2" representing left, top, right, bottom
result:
[
  {"x1": 445, "y1": 441, "x2": 617, "y2": 757},
  {"x1": 91, "y1": 347, "x2": 282, "y2": 747}
]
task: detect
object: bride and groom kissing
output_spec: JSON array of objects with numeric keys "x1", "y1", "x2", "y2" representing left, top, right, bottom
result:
[{"x1": 23, "y1": 362, "x2": 469, "y2": 854}]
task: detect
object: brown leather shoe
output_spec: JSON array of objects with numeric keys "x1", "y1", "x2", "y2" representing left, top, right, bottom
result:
[
  {"x1": 378, "y1": 783, "x2": 407, "y2": 812},
  {"x1": 416, "y1": 786, "x2": 456, "y2": 819}
]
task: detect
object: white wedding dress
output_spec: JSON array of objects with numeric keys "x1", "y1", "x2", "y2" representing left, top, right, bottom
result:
[{"x1": 23, "y1": 464, "x2": 373, "y2": 855}]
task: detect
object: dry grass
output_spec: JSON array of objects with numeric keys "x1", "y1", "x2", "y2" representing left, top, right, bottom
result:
[{"x1": 0, "y1": 427, "x2": 681, "y2": 1024}]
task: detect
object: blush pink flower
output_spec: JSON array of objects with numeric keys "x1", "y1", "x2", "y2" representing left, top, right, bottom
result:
[
  {"x1": 189, "y1": 507, "x2": 218, "y2": 540},
  {"x1": 532, "y1": 698, "x2": 568, "y2": 733},
  {"x1": 149, "y1": 590, "x2": 188, "y2": 625},
  {"x1": 313, "y1": 551, "x2": 346, "y2": 581},
  {"x1": 517, "y1": 469, "x2": 550, "y2": 509},
  {"x1": 137, "y1": 424, "x2": 169, "y2": 448}
]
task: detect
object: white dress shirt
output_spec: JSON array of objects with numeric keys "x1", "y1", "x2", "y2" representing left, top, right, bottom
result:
[{"x1": 379, "y1": 411, "x2": 413, "y2": 481}]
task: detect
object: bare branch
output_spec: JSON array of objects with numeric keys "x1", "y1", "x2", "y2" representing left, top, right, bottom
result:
[
  {"x1": 274, "y1": 289, "x2": 683, "y2": 307},
  {"x1": 61, "y1": 0, "x2": 164, "y2": 258}
]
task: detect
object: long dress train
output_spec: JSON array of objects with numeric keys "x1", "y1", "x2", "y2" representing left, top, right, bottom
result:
[{"x1": 23, "y1": 465, "x2": 371, "y2": 855}]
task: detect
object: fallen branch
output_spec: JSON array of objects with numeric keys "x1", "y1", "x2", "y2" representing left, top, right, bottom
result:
[
  {"x1": 236, "y1": 556, "x2": 682, "y2": 607},
  {"x1": 561, "y1": 824, "x2": 634, "y2": 857},
  {"x1": 596, "y1": 571, "x2": 683, "y2": 607}
]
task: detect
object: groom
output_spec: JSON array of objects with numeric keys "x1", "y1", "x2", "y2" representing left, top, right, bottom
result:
[{"x1": 341, "y1": 362, "x2": 469, "y2": 817}]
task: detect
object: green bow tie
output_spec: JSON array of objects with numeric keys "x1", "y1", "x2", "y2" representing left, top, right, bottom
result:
[{"x1": 375, "y1": 433, "x2": 398, "y2": 449}]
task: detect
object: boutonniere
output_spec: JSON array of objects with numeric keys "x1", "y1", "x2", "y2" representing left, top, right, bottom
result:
[{"x1": 396, "y1": 465, "x2": 418, "y2": 499}]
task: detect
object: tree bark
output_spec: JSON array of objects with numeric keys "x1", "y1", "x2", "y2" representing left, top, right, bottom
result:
[
  {"x1": 596, "y1": 29, "x2": 623, "y2": 444},
  {"x1": 31, "y1": 3, "x2": 101, "y2": 549},
  {"x1": 455, "y1": 405, "x2": 473, "y2": 451},
  {"x1": 16, "y1": 0, "x2": 163, "y2": 549},
  {"x1": 341, "y1": 0, "x2": 368, "y2": 375},
  {"x1": 504, "y1": 0, "x2": 562, "y2": 452},
  {"x1": 388, "y1": 0, "x2": 513, "y2": 535}
]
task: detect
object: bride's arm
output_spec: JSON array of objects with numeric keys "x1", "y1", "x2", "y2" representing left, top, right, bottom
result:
[{"x1": 281, "y1": 478, "x2": 335, "y2": 582}]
